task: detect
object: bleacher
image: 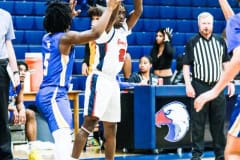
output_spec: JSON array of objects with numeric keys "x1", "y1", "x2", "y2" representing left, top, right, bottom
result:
[{"x1": 1, "y1": 0, "x2": 240, "y2": 119}]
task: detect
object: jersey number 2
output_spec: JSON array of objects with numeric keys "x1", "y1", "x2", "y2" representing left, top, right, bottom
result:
[{"x1": 119, "y1": 49, "x2": 126, "y2": 62}]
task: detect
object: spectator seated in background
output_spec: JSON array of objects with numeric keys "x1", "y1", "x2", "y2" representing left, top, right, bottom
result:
[
  {"x1": 127, "y1": 56, "x2": 160, "y2": 85},
  {"x1": 8, "y1": 61, "x2": 37, "y2": 142}
]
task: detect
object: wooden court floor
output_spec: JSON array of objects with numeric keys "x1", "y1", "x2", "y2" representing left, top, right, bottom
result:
[
  {"x1": 81, "y1": 149, "x2": 216, "y2": 160},
  {"x1": 13, "y1": 144, "x2": 216, "y2": 160}
]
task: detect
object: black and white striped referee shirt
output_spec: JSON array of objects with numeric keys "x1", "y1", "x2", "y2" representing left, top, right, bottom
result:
[{"x1": 183, "y1": 33, "x2": 229, "y2": 83}]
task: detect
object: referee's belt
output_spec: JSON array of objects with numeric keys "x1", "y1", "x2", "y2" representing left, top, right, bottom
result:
[
  {"x1": 0, "y1": 58, "x2": 8, "y2": 65},
  {"x1": 193, "y1": 78, "x2": 217, "y2": 86}
]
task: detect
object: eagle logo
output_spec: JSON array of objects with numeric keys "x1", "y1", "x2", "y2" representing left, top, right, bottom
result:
[{"x1": 155, "y1": 101, "x2": 190, "y2": 142}]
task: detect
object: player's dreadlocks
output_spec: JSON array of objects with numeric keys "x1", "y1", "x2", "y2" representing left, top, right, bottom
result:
[{"x1": 44, "y1": 0, "x2": 72, "y2": 33}]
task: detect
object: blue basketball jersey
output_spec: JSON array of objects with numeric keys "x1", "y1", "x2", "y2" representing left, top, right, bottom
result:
[
  {"x1": 226, "y1": 13, "x2": 240, "y2": 137},
  {"x1": 40, "y1": 32, "x2": 75, "y2": 89},
  {"x1": 226, "y1": 13, "x2": 240, "y2": 53}
]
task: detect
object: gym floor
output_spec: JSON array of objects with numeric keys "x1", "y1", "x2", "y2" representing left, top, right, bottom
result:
[{"x1": 13, "y1": 143, "x2": 216, "y2": 160}]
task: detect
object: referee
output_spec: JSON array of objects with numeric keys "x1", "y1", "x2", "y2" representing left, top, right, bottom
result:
[{"x1": 182, "y1": 12, "x2": 235, "y2": 160}]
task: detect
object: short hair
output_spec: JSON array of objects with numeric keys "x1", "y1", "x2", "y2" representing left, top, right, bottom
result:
[
  {"x1": 18, "y1": 61, "x2": 28, "y2": 71},
  {"x1": 44, "y1": 0, "x2": 72, "y2": 33},
  {"x1": 87, "y1": 7, "x2": 103, "y2": 18},
  {"x1": 197, "y1": 12, "x2": 214, "y2": 23}
]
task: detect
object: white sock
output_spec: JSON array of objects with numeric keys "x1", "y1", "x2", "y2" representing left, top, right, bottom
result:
[{"x1": 52, "y1": 128, "x2": 73, "y2": 160}]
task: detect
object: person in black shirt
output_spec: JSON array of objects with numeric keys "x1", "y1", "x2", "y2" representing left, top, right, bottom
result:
[
  {"x1": 182, "y1": 12, "x2": 235, "y2": 160},
  {"x1": 149, "y1": 27, "x2": 174, "y2": 85}
]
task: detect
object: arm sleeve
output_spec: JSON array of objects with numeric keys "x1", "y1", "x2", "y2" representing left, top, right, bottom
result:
[
  {"x1": 83, "y1": 43, "x2": 90, "y2": 66},
  {"x1": 164, "y1": 42, "x2": 174, "y2": 57}
]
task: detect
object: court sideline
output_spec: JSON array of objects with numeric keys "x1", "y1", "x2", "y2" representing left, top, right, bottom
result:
[{"x1": 13, "y1": 143, "x2": 216, "y2": 160}]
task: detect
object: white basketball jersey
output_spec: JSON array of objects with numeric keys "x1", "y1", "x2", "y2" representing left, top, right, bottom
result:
[{"x1": 93, "y1": 22, "x2": 130, "y2": 77}]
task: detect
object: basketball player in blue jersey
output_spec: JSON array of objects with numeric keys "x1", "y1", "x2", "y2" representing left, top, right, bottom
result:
[
  {"x1": 35, "y1": 0, "x2": 120, "y2": 160},
  {"x1": 195, "y1": 0, "x2": 240, "y2": 159},
  {"x1": 71, "y1": 0, "x2": 143, "y2": 159}
]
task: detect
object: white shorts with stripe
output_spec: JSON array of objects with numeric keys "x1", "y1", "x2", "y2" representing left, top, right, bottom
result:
[{"x1": 84, "y1": 72, "x2": 121, "y2": 122}]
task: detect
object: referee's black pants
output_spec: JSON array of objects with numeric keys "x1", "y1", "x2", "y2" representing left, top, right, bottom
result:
[
  {"x1": 0, "y1": 62, "x2": 13, "y2": 160},
  {"x1": 191, "y1": 80, "x2": 226, "y2": 159}
]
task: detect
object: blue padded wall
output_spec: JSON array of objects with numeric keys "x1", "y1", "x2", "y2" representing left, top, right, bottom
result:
[{"x1": 11, "y1": 0, "x2": 239, "y2": 105}]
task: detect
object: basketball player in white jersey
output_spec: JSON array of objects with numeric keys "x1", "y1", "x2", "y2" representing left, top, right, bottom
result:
[
  {"x1": 35, "y1": 0, "x2": 120, "y2": 160},
  {"x1": 71, "y1": 1, "x2": 143, "y2": 159}
]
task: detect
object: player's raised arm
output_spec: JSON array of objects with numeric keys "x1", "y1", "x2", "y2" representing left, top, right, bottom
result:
[
  {"x1": 69, "y1": 0, "x2": 81, "y2": 17},
  {"x1": 62, "y1": 0, "x2": 121, "y2": 45},
  {"x1": 126, "y1": 0, "x2": 143, "y2": 30},
  {"x1": 219, "y1": 0, "x2": 235, "y2": 20}
]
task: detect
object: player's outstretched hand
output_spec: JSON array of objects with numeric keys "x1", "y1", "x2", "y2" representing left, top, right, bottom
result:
[
  {"x1": 69, "y1": 0, "x2": 81, "y2": 17},
  {"x1": 107, "y1": 0, "x2": 123, "y2": 11},
  {"x1": 194, "y1": 90, "x2": 216, "y2": 112}
]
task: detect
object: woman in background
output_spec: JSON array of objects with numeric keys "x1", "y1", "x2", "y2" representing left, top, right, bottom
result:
[{"x1": 149, "y1": 28, "x2": 174, "y2": 85}]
